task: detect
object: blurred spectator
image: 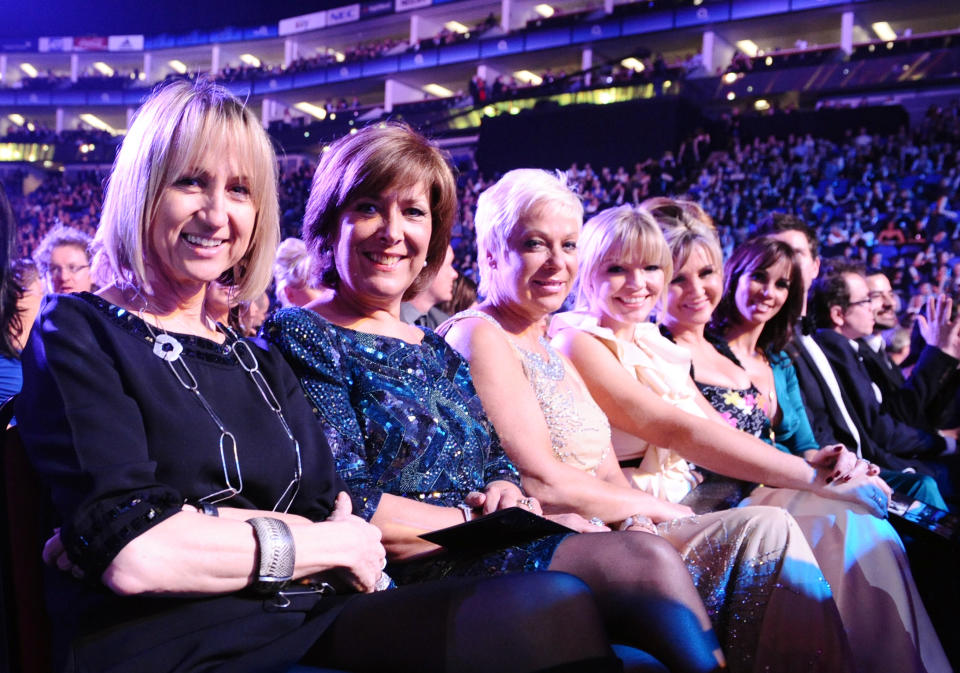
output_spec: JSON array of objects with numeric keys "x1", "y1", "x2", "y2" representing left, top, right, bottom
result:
[{"x1": 33, "y1": 223, "x2": 93, "y2": 294}]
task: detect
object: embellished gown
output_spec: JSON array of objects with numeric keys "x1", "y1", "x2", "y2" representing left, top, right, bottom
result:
[
  {"x1": 263, "y1": 307, "x2": 565, "y2": 585},
  {"x1": 442, "y1": 310, "x2": 853, "y2": 673},
  {"x1": 553, "y1": 311, "x2": 949, "y2": 673}
]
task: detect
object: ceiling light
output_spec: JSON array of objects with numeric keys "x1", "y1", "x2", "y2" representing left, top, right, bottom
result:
[
  {"x1": 735, "y1": 40, "x2": 759, "y2": 58},
  {"x1": 872, "y1": 21, "x2": 896, "y2": 42},
  {"x1": 239, "y1": 53, "x2": 261, "y2": 67},
  {"x1": 445, "y1": 21, "x2": 469, "y2": 34},
  {"x1": 19, "y1": 63, "x2": 38, "y2": 78},
  {"x1": 534, "y1": 4, "x2": 554, "y2": 18},
  {"x1": 754, "y1": 99, "x2": 770, "y2": 111},
  {"x1": 168, "y1": 59, "x2": 187, "y2": 74},
  {"x1": 621, "y1": 57, "x2": 645, "y2": 72},
  {"x1": 8, "y1": 114, "x2": 25, "y2": 126},
  {"x1": 726, "y1": 92, "x2": 736, "y2": 101},
  {"x1": 294, "y1": 102, "x2": 327, "y2": 120},
  {"x1": 424, "y1": 83, "x2": 454, "y2": 97},
  {"x1": 92, "y1": 61, "x2": 114, "y2": 77},
  {"x1": 723, "y1": 72, "x2": 739, "y2": 84},
  {"x1": 79, "y1": 113, "x2": 117, "y2": 135},
  {"x1": 514, "y1": 69, "x2": 543, "y2": 85}
]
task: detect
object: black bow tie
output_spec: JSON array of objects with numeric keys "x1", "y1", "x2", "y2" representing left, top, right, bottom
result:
[{"x1": 800, "y1": 315, "x2": 817, "y2": 336}]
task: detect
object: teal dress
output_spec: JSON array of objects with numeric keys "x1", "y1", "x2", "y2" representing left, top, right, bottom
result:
[
  {"x1": 768, "y1": 350, "x2": 819, "y2": 455},
  {"x1": 263, "y1": 307, "x2": 566, "y2": 584}
]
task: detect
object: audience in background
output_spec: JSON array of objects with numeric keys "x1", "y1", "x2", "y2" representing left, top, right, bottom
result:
[
  {"x1": 32, "y1": 223, "x2": 94, "y2": 294},
  {"x1": 400, "y1": 244, "x2": 458, "y2": 328}
]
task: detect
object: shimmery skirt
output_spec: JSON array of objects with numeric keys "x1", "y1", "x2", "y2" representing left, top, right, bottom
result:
[
  {"x1": 388, "y1": 533, "x2": 571, "y2": 586},
  {"x1": 658, "y1": 505, "x2": 853, "y2": 673}
]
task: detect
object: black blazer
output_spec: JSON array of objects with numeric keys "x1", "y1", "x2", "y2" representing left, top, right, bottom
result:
[
  {"x1": 858, "y1": 340, "x2": 959, "y2": 430},
  {"x1": 812, "y1": 329, "x2": 945, "y2": 461},
  {"x1": 786, "y1": 328, "x2": 941, "y2": 474}
]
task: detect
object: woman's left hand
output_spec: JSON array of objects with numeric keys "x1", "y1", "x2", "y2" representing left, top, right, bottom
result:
[
  {"x1": 464, "y1": 481, "x2": 542, "y2": 515},
  {"x1": 806, "y1": 444, "x2": 877, "y2": 482}
]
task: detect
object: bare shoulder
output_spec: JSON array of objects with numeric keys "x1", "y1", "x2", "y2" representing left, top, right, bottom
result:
[{"x1": 443, "y1": 314, "x2": 513, "y2": 363}]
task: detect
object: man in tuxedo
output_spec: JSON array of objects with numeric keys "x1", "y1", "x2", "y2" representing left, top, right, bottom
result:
[
  {"x1": 809, "y1": 260, "x2": 956, "y2": 507},
  {"x1": 861, "y1": 271, "x2": 960, "y2": 430},
  {"x1": 755, "y1": 214, "x2": 948, "y2": 507}
]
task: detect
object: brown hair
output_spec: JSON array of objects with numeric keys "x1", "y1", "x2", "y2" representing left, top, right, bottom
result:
[{"x1": 302, "y1": 123, "x2": 457, "y2": 300}]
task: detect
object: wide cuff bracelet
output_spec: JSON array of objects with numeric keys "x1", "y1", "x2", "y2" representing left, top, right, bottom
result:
[{"x1": 247, "y1": 517, "x2": 295, "y2": 595}]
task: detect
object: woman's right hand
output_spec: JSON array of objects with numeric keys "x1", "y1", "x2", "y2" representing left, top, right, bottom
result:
[
  {"x1": 819, "y1": 470, "x2": 892, "y2": 519},
  {"x1": 545, "y1": 512, "x2": 610, "y2": 533},
  {"x1": 312, "y1": 491, "x2": 387, "y2": 594}
]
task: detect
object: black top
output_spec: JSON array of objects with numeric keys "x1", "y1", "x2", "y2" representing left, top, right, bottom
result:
[{"x1": 16, "y1": 293, "x2": 348, "y2": 673}]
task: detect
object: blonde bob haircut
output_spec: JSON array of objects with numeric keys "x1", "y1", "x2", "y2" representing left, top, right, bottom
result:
[
  {"x1": 642, "y1": 197, "x2": 723, "y2": 277},
  {"x1": 302, "y1": 122, "x2": 456, "y2": 301},
  {"x1": 94, "y1": 78, "x2": 279, "y2": 302},
  {"x1": 475, "y1": 168, "x2": 583, "y2": 302},
  {"x1": 574, "y1": 205, "x2": 673, "y2": 315}
]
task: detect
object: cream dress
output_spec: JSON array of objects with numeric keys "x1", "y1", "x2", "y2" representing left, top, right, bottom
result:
[
  {"x1": 549, "y1": 309, "x2": 950, "y2": 673},
  {"x1": 440, "y1": 310, "x2": 854, "y2": 673}
]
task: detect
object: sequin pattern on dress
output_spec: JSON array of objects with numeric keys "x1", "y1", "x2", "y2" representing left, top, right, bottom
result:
[
  {"x1": 442, "y1": 310, "x2": 611, "y2": 474},
  {"x1": 263, "y1": 307, "x2": 567, "y2": 582}
]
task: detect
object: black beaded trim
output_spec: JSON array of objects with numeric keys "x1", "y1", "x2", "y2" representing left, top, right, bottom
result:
[
  {"x1": 65, "y1": 489, "x2": 183, "y2": 579},
  {"x1": 78, "y1": 292, "x2": 236, "y2": 364}
]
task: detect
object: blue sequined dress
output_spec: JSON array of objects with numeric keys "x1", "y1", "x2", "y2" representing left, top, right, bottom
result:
[{"x1": 264, "y1": 307, "x2": 565, "y2": 584}]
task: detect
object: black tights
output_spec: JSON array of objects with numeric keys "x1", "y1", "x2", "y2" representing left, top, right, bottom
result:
[
  {"x1": 549, "y1": 532, "x2": 725, "y2": 673},
  {"x1": 307, "y1": 572, "x2": 622, "y2": 673}
]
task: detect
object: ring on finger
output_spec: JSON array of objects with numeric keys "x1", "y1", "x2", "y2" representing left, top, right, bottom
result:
[
  {"x1": 589, "y1": 517, "x2": 605, "y2": 527},
  {"x1": 519, "y1": 497, "x2": 535, "y2": 511}
]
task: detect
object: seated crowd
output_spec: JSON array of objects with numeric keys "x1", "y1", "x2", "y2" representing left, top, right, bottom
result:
[{"x1": 1, "y1": 80, "x2": 958, "y2": 673}]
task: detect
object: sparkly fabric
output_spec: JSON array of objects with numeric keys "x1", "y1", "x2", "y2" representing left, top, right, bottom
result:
[
  {"x1": 661, "y1": 325, "x2": 948, "y2": 671},
  {"x1": 443, "y1": 310, "x2": 611, "y2": 475},
  {"x1": 264, "y1": 307, "x2": 567, "y2": 583},
  {"x1": 441, "y1": 311, "x2": 849, "y2": 673},
  {"x1": 697, "y1": 381, "x2": 775, "y2": 443}
]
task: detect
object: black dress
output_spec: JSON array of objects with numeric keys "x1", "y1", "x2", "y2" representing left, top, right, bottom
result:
[
  {"x1": 14, "y1": 294, "x2": 626, "y2": 673},
  {"x1": 16, "y1": 293, "x2": 348, "y2": 673}
]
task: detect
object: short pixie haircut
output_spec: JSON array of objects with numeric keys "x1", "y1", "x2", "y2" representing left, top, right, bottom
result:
[
  {"x1": 575, "y1": 205, "x2": 673, "y2": 314},
  {"x1": 475, "y1": 169, "x2": 583, "y2": 301},
  {"x1": 94, "y1": 78, "x2": 279, "y2": 301},
  {"x1": 712, "y1": 236, "x2": 804, "y2": 353},
  {"x1": 643, "y1": 197, "x2": 723, "y2": 276},
  {"x1": 302, "y1": 123, "x2": 456, "y2": 301}
]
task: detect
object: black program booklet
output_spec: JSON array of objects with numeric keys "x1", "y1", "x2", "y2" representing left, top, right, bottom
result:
[{"x1": 420, "y1": 507, "x2": 576, "y2": 551}]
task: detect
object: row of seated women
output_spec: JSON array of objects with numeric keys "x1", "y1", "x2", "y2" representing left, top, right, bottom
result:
[{"x1": 13, "y1": 78, "x2": 949, "y2": 673}]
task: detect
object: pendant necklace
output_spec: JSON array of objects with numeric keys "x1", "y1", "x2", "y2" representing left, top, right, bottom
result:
[{"x1": 139, "y1": 306, "x2": 302, "y2": 513}]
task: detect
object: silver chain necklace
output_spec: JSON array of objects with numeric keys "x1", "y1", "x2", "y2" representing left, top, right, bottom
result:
[{"x1": 139, "y1": 307, "x2": 302, "y2": 513}]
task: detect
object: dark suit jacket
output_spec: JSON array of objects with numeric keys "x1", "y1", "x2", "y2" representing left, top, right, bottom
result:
[
  {"x1": 786, "y1": 328, "x2": 943, "y2": 474},
  {"x1": 858, "y1": 340, "x2": 959, "y2": 430},
  {"x1": 813, "y1": 329, "x2": 945, "y2": 462}
]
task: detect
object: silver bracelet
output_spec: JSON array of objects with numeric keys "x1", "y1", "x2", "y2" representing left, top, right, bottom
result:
[
  {"x1": 247, "y1": 517, "x2": 295, "y2": 595},
  {"x1": 456, "y1": 503, "x2": 475, "y2": 523}
]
